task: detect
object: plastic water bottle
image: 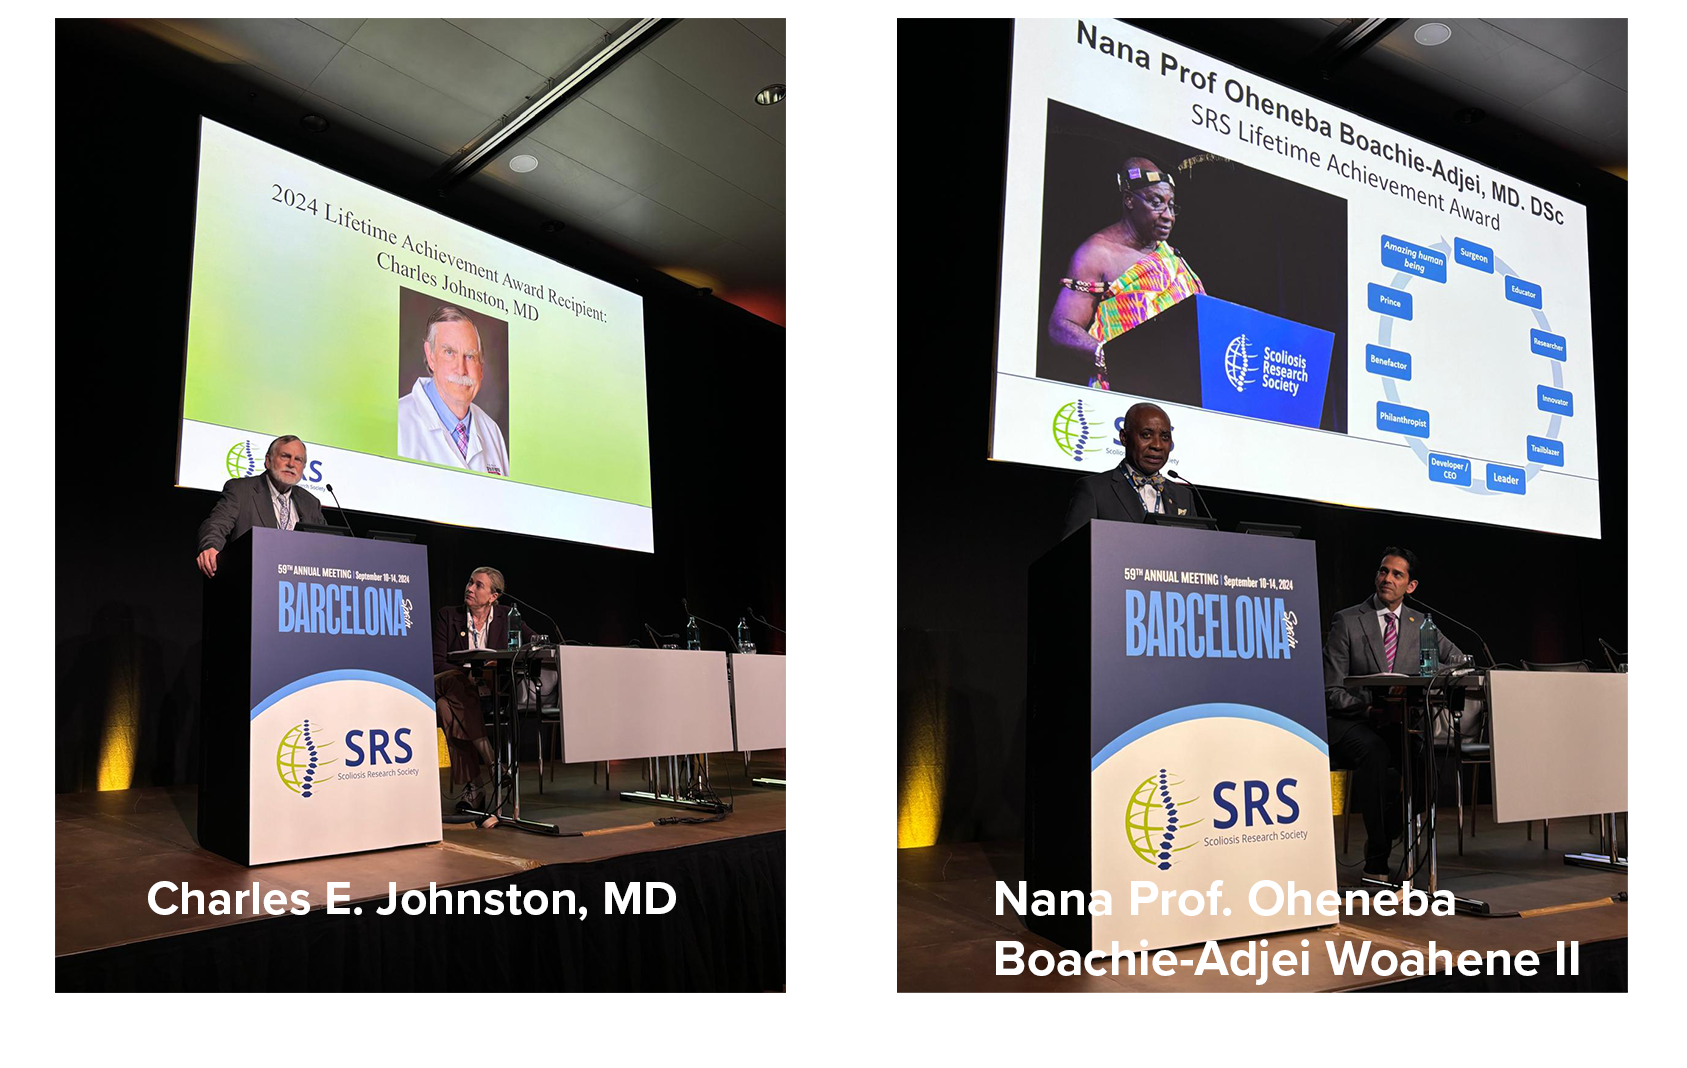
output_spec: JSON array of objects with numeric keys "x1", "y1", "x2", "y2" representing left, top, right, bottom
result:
[
  {"x1": 507, "y1": 603, "x2": 523, "y2": 649},
  {"x1": 685, "y1": 613, "x2": 702, "y2": 650},
  {"x1": 736, "y1": 617, "x2": 756, "y2": 654},
  {"x1": 1418, "y1": 613, "x2": 1439, "y2": 675}
]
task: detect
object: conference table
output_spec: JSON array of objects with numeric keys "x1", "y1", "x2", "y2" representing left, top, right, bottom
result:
[
  {"x1": 448, "y1": 646, "x2": 786, "y2": 832},
  {"x1": 1345, "y1": 667, "x2": 1628, "y2": 911}
]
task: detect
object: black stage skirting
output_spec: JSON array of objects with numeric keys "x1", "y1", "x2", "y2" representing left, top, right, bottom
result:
[{"x1": 59, "y1": 831, "x2": 785, "y2": 992}]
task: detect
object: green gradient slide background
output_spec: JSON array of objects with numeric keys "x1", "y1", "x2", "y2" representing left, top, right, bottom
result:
[{"x1": 183, "y1": 119, "x2": 651, "y2": 506}]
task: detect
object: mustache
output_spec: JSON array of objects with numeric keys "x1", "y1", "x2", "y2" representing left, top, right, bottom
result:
[{"x1": 439, "y1": 373, "x2": 477, "y2": 387}]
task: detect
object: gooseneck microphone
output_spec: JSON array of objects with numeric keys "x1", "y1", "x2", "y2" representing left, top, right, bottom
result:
[
  {"x1": 1403, "y1": 594, "x2": 1495, "y2": 669},
  {"x1": 1163, "y1": 469, "x2": 1217, "y2": 523},
  {"x1": 500, "y1": 590, "x2": 564, "y2": 644},
  {"x1": 746, "y1": 608, "x2": 786, "y2": 635},
  {"x1": 323, "y1": 483, "x2": 358, "y2": 538}
]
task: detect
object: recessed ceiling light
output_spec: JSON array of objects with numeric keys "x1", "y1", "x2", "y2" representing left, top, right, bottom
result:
[
  {"x1": 755, "y1": 84, "x2": 785, "y2": 106},
  {"x1": 300, "y1": 113, "x2": 329, "y2": 133},
  {"x1": 1414, "y1": 23, "x2": 1452, "y2": 47},
  {"x1": 509, "y1": 154, "x2": 539, "y2": 173}
]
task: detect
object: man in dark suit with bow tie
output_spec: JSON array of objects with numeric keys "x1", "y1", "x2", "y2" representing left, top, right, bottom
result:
[
  {"x1": 195, "y1": 435, "x2": 328, "y2": 577},
  {"x1": 1060, "y1": 402, "x2": 1196, "y2": 540},
  {"x1": 1324, "y1": 547, "x2": 1463, "y2": 879}
]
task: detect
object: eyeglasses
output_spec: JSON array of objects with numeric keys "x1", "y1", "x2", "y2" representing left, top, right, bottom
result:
[{"x1": 1134, "y1": 193, "x2": 1179, "y2": 217}]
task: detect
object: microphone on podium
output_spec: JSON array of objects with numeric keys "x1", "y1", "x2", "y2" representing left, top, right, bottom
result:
[{"x1": 1164, "y1": 469, "x2": 1217, "y2": 523}]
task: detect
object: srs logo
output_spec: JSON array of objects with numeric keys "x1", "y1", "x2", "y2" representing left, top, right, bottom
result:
[
  {"x1": 275, "y1": 721, "x2": 414, "y2": 800},
  {"x1": 1224, "y1": 334, "x2": 1258, "y2": 392},
  {"x1": 1052, "y1": 399, "x2": 1091, "y2": 462},
  {"x1": 1212, "y1": 778, "x2": 1301, "y2": 829},
  {"x1": 1124, "y1": 770, "x2": 1303, "y2": 868}
]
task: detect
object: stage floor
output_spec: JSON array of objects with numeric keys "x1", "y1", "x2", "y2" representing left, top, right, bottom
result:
[
  {"x1": 899, "y1": 811, "x2": 1627, "y2": 991},
  {"x1": 57, "y1": 752, "x2": 786, "y2": 960}
]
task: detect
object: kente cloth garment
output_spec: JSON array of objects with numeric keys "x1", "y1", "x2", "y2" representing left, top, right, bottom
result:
[{"x1": 1084, "y1": 241, "x2": 1205, "y2": 344}]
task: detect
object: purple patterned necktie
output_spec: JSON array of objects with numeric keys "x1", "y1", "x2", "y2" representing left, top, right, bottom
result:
[
  {"x1": 453, "y1": 421, "x2": 470, "y2": 458},
  {"x1": 1382, "y1": 612, "x2": 1397, "y2": 671}
]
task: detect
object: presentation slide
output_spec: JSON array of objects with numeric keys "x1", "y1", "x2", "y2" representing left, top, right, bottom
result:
[
  {"x1": 991, "y1": 20, "x2": 1600, "y2": 538},
  {"x1": 178, "y1": 118, "x2": 653, "y2": 551}
]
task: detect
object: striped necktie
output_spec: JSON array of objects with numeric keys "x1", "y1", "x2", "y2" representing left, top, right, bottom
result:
[
  {"x1": 453, "y1": 420, "x2": 470, "y2": 458},
  {"x1": 1382, "y1": 612, "x2": 1397, "y2": 671}
]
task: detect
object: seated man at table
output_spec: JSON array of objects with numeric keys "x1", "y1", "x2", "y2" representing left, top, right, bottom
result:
[
  {"x1": 434, "y1": 566, "x2": 535, "y2": 821},
  {"x1": 1324, "y1": 546, "x2": 1462, "y2": 880}
]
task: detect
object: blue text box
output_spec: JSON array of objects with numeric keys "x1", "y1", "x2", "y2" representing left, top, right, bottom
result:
[
  {"x1": 1365, "y1": 344, "x2": 1412, "y2": 380},
  {"x1": 1454, "y1": 238, "x2": 1494, "y2": 273},
  {"x1": 1505, "y1": 276, "x2": 1543, "y2": 308},
  {"x1": 1526, "y1": 436, "x2": 1565, "y2": 466},
  {"x1": 1376, "y1": 401, "x2": 1430, "y2": 438},
  {"x1": 1530, "y1": 329, "x2": 1567, "y2": 360},
  {"x1": 1428, "y1": 453, "x2": 1471, "y2": 486},
  {"x1": 1368, "y1": 283, "x2": 1412, "y2": 319},
  {"x1": 1486, "y1": 464, "x2": 1526, "y2": 494},
  {"x1": 1380, "y1": 236, "x2": 1447, "y2": 283},
  {"x1": 1537, "y1": 385, "x2": 1574, "y2": 416}
]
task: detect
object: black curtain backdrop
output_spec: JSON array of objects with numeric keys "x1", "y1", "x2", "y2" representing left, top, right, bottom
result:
[
  {"x1": 56, "y1": 24, "x2": 785, "y2": 794},
  {"x1": 898, "y1": 20, "x2": 1628, "y2": 845}
]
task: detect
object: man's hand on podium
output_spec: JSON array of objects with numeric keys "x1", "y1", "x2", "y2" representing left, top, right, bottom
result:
[{"x1": 197, "y1": 547, "x2": 219, "y2": 578}]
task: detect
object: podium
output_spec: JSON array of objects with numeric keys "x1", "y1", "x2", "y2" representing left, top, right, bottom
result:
[
  {"x1": 1101, "y1": 294, "x2": 1335, "y2": 429},
  {"x1": 1027, "y1": 520, "x2": 1336, "y2": 951},
  {"x1": 199, "y1": 528, "x2": 440, "y2": 865}
]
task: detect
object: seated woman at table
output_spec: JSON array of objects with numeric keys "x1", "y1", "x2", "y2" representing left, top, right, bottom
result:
[{"x1": 433, "y1": 566, "x2": 536, "y2": 819}]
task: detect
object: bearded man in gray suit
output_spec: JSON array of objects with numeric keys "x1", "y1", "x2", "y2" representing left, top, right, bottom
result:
[
  {"x1": 195, "y1": 435, "x2": 328, "y2": 578},
  {"x1": 1324, "y1": 547, "x2": 1463, "y2": 880}
]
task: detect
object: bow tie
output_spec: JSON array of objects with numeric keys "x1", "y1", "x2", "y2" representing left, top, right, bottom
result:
[{"x1": 1123, "y1": 465, "x2": 1165, "y2": 491}]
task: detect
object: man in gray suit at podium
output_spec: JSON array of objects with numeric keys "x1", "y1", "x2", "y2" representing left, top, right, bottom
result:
[
  {"x1": 1324, "y1": 547, "x2": 1463, "y2": 879},
  {"x1": 195, "y1": 434, "x2": 328, "y2": 578},
  {"x1": 1061, "y1": 402, "x2": 1195, "y2": 540}
]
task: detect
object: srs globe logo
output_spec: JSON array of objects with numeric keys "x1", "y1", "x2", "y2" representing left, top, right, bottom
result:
[
  {"x1": 1127, "y1": 768, "x2": 1204, "y2": 871},
  {"x1": 226, "y1": 440, "x2": 258, "y2": 478},
  {"x1": 1052, "y1": 399, "x2": 1091, "y2": 462},
  {"x1": 276, "y1": 720, "x2": 337, "y2": 799},
  {"x1": 1224, "y1": 334, "x2": 1258, "y2": 393}
]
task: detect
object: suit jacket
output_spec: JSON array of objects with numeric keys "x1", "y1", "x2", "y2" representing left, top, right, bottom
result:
[
  {"x1": 196, "y1": 473, "x2": 328, "y2": 553},
  {"x1": 1324, "y1": 594, "x2": 1464, "y2": 715},
  {"x1": 433, "y1": 604, "x2": 537, "y2": 676},
  {"x1": 1060, "y1": 463, "x2": 1196, "y2": 541}
]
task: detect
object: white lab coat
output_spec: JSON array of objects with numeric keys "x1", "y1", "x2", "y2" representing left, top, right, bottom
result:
[{"x1": 397, "y1": 378, "x2": 511, "y2": 476}]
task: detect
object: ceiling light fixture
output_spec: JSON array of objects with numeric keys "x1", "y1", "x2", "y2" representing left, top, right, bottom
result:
[
  {"x1": 755, "y1": 84, "x2": 785, "y2": 106},
  {"x1": 300, "y1": 113, "x2": 329, "y2": 133},
  {"x1": 509, "y1": 154, "x2": 539, "y2": 173},
  {"x1": 1414, "y1": 22, "x2": 1452, "y2": 47}
]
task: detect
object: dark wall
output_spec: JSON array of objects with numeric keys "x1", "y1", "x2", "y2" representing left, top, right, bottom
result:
[
  {"x1": 56, "y1": 24, "x2": 785, "y2": 793},
  {"x1": 898, "y1": 20, "x2": 1628, "y2": 844}
]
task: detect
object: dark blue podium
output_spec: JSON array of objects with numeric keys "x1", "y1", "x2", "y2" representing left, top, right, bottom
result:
[
  {"x1": 1026, "y1": 519, "x2": 1336, "y2": 951},
  {"x1": 199, "y1": 527, "x2": 439, "y2": 865}
]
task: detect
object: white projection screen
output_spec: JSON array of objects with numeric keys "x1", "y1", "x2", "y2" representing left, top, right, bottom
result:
[
  {"x1": 178, "y1": 119, "x2": 653, "y2": 551},
  {"x1": 990, "y1": 20, "x2": 1600, "y2": 538}
]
